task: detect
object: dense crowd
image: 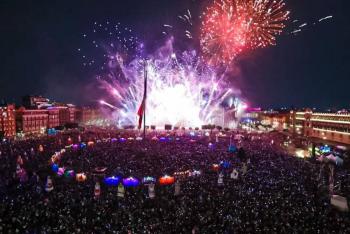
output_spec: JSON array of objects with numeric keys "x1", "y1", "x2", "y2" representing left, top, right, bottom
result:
[{"x1": 0, "y1": 129, "x2": 349, "y2": 233}]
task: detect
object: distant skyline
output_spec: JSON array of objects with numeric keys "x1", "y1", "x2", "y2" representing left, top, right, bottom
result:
[{"x1": 0, "y1": 0, "x2": 349, "y2": 109}]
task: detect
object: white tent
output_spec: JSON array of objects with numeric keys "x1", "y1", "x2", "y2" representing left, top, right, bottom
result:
[
  {"x1": 230, "y1": 169, "x2": 239, "y2": 180},
  {"x1": 331, "y1": 195, "x2": 349, "y2": 212},
  {"x1": 148, "y1": 184, "x2": 155, "y2": 199},
  {"x1": 326, "y1": 154, "x2": 337, "y2": 163}
]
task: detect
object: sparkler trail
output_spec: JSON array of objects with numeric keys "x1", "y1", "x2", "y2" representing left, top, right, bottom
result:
[
  {"x1": 319, "y1": 15, "x2": 333, "y2": 22},
  {"x1": 163, "y1": 8, "x2": 195, "y2": 40},
  {"x1": 99, "y1": 100, "x2": 118, "y2": 110},
  {"x1": 289, "y1": 15, "x2": 333, "y2": 35}
]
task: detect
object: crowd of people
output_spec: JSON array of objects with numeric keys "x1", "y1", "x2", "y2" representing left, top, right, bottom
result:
[{"x1": 0, "y1": 128, "x2": 349, "y2": 233}]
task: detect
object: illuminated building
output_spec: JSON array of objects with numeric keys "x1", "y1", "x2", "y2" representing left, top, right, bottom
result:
[
  {"x1": 0, "y1": 104, "x2": 16, "y2": 138},
  {"x1": 48, "y1": 104, "x2": 78, "y2": 126},
  {"x1": 16, "y1": 107, "x2": 48, "y2": 135},
  {"x1": 56, "y1": 107, "x2": 70, "y2": 126},
  {"x1": 241, "y1": 108, "x2": 261, "y2": 121},
  {"x1": 240, "y1": 109, "x2": 289, "y2": 131},
  {"x1": 22, "y1": 95, "x2": 51, "y2": 109},
  {"x1": 75, "y1": 107, "x2": 101, "y2": 124},
  {"x1": 259, "y1": 111, "x2": 290, "y2": 131},
  {"x1": 290, "y1": 110, "x2": 350, "y2": 145},
  {"x1": 47, "y1": 108, "x2": 60, "y2": 128},
  {"x1": 67, "y1": 104, "x2": 78, "y2": 123}
]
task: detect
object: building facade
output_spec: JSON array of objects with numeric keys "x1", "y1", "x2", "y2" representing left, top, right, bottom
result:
[
  {"x1": 16, "y1": 108, "x2": 48, "y2": 135},
  {"x1": 77, "y1": 107, "x2": 101, "y2": 124},
  {"x1": 0, "y1": 104, "x2": 16, "y2": 137},
  {"x1": 67, "y1": 105, "x2": 78, "y2": 123},
  {"x1": 47, "y1": 108, "x2": 60, "y2": 129},
  {"x1": 240, "y1": 109, "x2": 290, "y2": 131},
  {"x1": 290, "y1": 110, "x2": 350, "y2": 145},
  {"x1": 22, "y1": 95, "x2": 50, "y2": 109},
  {"x1": 260, "y1": 111, "x2": 290, "y2": 131}
]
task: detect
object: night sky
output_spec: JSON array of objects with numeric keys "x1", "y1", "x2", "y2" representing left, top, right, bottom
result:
[{"x1": 0, "y1": 0, "x2": 349, "y2": 109}]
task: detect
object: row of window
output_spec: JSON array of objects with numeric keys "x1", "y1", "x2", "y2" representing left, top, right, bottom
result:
[
  {"x1": 313, "y1": 130, "x2": 350, "y2": 140},
  {"x1": 23, "y1": 128, "x2": 44, "y2": 131},
  {"x1": 313, "y1": 125, "x2": 350, "y2": 133},
  {"x1": 311, "y1": 115, "x2": 350, "y2": 122}
]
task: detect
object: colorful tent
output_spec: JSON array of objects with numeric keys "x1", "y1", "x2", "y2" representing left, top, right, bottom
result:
[
  {"x1": 57, "y1": 167, "x2": 65, "y2": 176},
  {"x1": 220, "y1": 161, "x2": 231, "y2": 169},
  {"x1": 142, "y1": 176, "x2": 156, "y2": 184},
  {"x1": 120, "y1": 138, "x2": 127, "y2": 143},
  {"x1": 122, "y1": 177, "x2": 140, "y2": 187},
  {"x1": 212, "y1": 164, "x2": 220, "y2": 171},
  {"x1": 64, "y1": 170, "x2": 75, "y2": 178},
  {"x1": 159, "y1": 137, "x2": 167, "y2": 142},
  {"x1": 51, "y1": 164, "x2": 59, "y2": 173},
  {"x1": 104, "y1": 176, "x2": 121, "y2": 186},
  {"x1": 111, "y1": 138, "x2": 117, "y2": 142},
  {"x1": 76, "y1": 173, "x2": 87, "y2": 182},
  {"x1": 159, "y1": 175, "x2": 175, "y2": 185},
  {"x1": 72, "y1": 144, "x2": 79, "y2": 150}
]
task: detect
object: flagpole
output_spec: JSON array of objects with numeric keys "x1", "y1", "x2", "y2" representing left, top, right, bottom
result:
[{"x1": 143, "y1": 59, "x2": 147, "y2": 140}]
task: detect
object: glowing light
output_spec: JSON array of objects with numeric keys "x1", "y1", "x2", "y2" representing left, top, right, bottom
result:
[
  {"x1": 99, "y1": 38, "x2": 242, "y2": 127},
  {"x1": 310, "y1": 119, "x2": 350, "y2": 125},
  {"x1": 200, "y1": 0, "x2": 290, "y2": 64},
  {"x1": 100, "y1": 100, "x2": 117, "y2": 110},
  {"x1": 313, "y1": 128, "x2": 350, "y2": 136},
  {"x1": 319, "y1": 15, "x2": 333, "y2": 22}
]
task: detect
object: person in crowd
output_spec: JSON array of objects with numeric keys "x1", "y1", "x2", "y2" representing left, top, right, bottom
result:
[{"x1": 0, "y1": 128, "x2": 349, "y2": 233}]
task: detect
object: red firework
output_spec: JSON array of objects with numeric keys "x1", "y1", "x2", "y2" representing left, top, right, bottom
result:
[{"x1": 200, "y1": 0, "x2": 290, "y2": 64}]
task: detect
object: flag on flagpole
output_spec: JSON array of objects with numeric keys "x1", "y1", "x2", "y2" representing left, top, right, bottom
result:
[
  {"x1": 137, "y1": 99, "x2": 145, "y2": 129},
  {"x1": 137, "y1": 59, "x2": 147, "y2": 130}
]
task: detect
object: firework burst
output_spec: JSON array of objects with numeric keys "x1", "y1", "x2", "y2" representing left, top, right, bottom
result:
[
  {"x1": 78, "y1": 21, "x2": 245, "y2": 128},
  {"x1": 200, "y1": 0, "x2": 290, "y2": 64},
  {"x1": 100, "y1": 37, "x2": 241, "y2": 128}
]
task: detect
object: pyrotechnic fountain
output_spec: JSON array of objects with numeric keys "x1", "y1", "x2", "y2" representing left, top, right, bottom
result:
[{"x1": 100, "y1": 37, "x2": 240, "y2": 128}]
